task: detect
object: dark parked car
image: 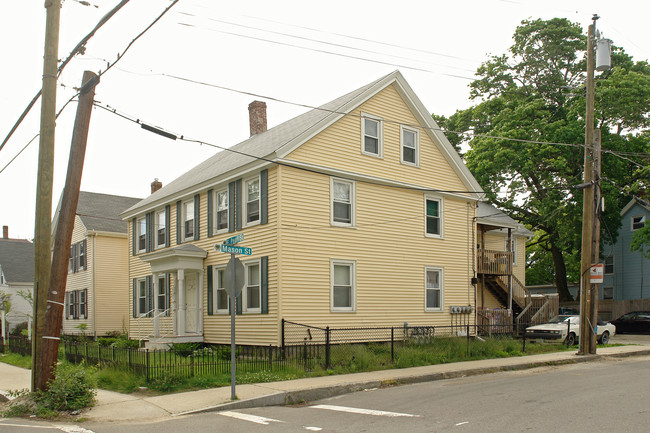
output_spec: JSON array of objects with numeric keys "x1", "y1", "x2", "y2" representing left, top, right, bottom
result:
[{"x1": 610, "y1": 311, "x2": 650, "y2": 334}]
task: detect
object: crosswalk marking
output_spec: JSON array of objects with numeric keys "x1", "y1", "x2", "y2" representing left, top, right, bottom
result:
[
  {"x1": 310, "y1": 404, "x2": 420, "y2": 418},
  {"x1": 219, "y1": 411, "x2": 284, "y2": 425}
]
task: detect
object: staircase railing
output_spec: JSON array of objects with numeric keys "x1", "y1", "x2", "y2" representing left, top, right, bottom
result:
[
  {"x1": 530, "y1": 294, "x2": 559, "y2": 325},
  {"x1": 496, "y1": 274, "x2": 530, "y2": 311},
  {"x1": 478, "y1": 249, "x2": 513, "y2": 275}
]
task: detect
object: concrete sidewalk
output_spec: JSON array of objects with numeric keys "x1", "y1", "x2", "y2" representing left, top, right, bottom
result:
[{"x1": 2, "y1": 344, "x2": 650, "y2": 424}]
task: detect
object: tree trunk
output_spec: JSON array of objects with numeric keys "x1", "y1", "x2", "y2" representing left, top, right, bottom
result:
[{"x1": 551, "y1": 244, "x2": 573, "y2": 301}]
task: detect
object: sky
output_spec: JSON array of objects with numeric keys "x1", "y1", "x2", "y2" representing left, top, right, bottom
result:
[{"x1": 1, "y1": 0, "x2": 648, "y2": 240}]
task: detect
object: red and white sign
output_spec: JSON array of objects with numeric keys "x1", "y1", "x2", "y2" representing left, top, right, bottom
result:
[{"x1": 590, "y1": 263, "x2": 604, "y2": 284}]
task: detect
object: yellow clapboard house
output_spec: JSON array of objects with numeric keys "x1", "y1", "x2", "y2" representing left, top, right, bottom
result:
[{"x1": 122, "y1": 71, "x2": 532, "y2": 347}]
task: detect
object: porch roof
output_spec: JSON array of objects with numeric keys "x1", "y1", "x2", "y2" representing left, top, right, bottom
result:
[{"x1": 139, "y1": 244, "x2": 207, "y2": 274}]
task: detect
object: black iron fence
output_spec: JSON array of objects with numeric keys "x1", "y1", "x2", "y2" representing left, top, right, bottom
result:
[
  {"x1": 0, "y1": 320, "x2": 558, "y2": 382},
  {"x1": 3, "y1": 335, "x2": 32, "y2": 356}
]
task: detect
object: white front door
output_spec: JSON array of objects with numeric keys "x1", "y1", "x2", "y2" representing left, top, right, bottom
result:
[{"x1": 185, "y1": 272, "x2": 198, "y2": 333}]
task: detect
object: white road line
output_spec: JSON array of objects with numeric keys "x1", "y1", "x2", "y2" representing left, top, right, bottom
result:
[
  {"x1": 310, "y1": 404, "x2": 420, "y2": 418},
  {"x1": 0, "y1": 423, "x2": 58, "y2": 429},
  {"x1": 219, "y1": 411, "x2": 284, "y2": 425},
  {"x1": 304, "y1": 427, "x2": 323, "y2": 431},
  {"x1": 57, "y1": 425, "x2": 97, "y2": 433},
  {"x1": 455, "y1": 421, "x2": 469, "y2": 426}
]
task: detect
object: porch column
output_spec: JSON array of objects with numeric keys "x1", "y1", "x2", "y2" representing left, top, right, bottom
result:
[
  {"x1": 198, "y1": 271, "x2": 204, "y2": 334},
  {"x1": 171, "y1": 273, "x2": 178, "y2": 336},
  {"x1": 152, "y1": 274, "x2": 160, "y2": 337},
  {"x1": 177, "y1": 269, "x2": 186, "y2": 336},
  {"x1": 507, "y1": 228, "x2": 513, "y2": 312}
]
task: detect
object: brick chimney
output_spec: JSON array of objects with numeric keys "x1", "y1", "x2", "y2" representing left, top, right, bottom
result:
[
  {"x1": 2, "y1": 226, "x2": 7, "y2": 239},
  {"x1": 151, "y1": 178, "x2": 163, "y2": 194},
  {"x1": 248, "y1": 101, "x2": 267, "y2": 136}
]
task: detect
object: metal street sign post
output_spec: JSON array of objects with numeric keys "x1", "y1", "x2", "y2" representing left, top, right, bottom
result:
[{"x1": 216, "y1": 237, "x2": 251, "y2": 400}]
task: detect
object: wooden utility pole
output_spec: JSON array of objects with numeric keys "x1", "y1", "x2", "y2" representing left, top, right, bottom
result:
[
  {"x1": 32, "y1": 0, "x2": 61, "y2": 391},
  {"x1": 579, "y1": 17, "x2": 599, "y2": 355},
  {"x1": 37, "y1": 71, "x2": 98, "y2": 391},
  {"x1": 589, "y1": 130, "x2": 602, "y2": 354}
]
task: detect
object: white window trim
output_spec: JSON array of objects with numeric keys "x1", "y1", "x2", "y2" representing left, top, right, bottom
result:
[
  {"x1": 331, "y1": 177, "x2": 355, "y2": 228},
  {"x1": 214, "y1": 188, "x2": 230, "y2": 234},
  {"x1": 155, "y1": 209, "x2": 166, "y2": 249},
  {"x1": 506, "y1": 238, "x2": 517, "y2": 266},
  {"x1": 156, "y1": 275, "x2": 167, "y2": 312},
  {"x1": 631, "y1": 215, "x2": 645, "y2": 231},
  {"x1": 213, "y1": 265, "x2": 229, "y2": 314},
  {"x1": 400, "y1": 125, "x2": 419, "y2": 166},
  {"x1": 331, "y1": 259, "x2": 356, "y2": 312},
  {"x1": 361, "y1": 113, "x2": 383, "y2": 158},
  {"x1": 137, "y1": 217, "x2": 147, "y2": 253},
  {"x1": 424, "y1": 195, "x2": 443, "y2": 239},
  {"x1": 424, "y1": 266, "x2": 444, "y2": 312},
  {"x1": 243, "y1": 175, "x2": 261, "y2": 228},
  {"x1": 182, "y1": 200, "x2": 194, "y2": 242},
  {"x1": 243, "y1": 259, "x2": 261, "y2": 313},
  {"x1": 137, "y1": 277, "x2": 147, "y2": 317}
]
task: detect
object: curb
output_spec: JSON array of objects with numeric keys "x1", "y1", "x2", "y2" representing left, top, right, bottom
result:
[{"x1": 173, "y1": 349, "x2": 650, "y2": 417}]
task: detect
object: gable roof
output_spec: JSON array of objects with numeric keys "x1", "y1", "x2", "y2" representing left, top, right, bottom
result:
[
  {"x1": 53, "y1": 191, "x2": 142, "y2": 235},
  {"x1": 122, "y1": 70, "x2": 482, "y2": 218},
  {"x1": 477, "y1": 202, "x2": 533, "y2": 238},
  {"x1": 0, "y1": 238, "x2": 34, "y2": 283},
  {"x1": 620, "y1": 197, "x2": 650, "y2": 216}
]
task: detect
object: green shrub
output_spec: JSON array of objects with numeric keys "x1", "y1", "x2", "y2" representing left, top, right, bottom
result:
[
  {"x1": 148, "y1": 374, "x2": 183, "y2": 392},
  {"x1": 169, "y1": 342, "x2": 201, "y2": 357},
  {"x1": 37, "y1": 362, "x2": 97, "y2": 411}
]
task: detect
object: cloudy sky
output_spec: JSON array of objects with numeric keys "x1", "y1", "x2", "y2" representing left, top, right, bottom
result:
[{"x1": 1, "y1": 0, "x2": 648, "y2": 240}]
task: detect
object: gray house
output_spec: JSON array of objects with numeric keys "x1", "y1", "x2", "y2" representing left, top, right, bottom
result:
[
  {"x1": 0, "y1": 226, "x2": 34, "y2": 335},
  {"x1": 602, "y1": 198, "x2": 649, "y2": 303}
]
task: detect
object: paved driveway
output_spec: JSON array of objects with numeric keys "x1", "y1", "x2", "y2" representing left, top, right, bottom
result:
[{"x1": 610, "y1": 333, "x2": 650, "y2": 345}]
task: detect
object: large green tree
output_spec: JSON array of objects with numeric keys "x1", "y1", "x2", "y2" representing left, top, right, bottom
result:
[{"x1": 436, "y1": 18, "x2": 650, "y2": 301}]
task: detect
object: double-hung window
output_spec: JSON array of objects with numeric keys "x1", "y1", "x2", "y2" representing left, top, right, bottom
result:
[
  {"x1": 506, "y1": 238, "x2": 517, "y2": 265},
  {"x1": 401, "y1": 126, "x2": 419, "y2": 165},
  {"x1": 156, "y1": 209, "x2": 166, "y2": 248},
  {"x1": 137, "y1": 278, "x2": 147, "y2": 316},
  {"x1": 157, "y1": 275, "x2": 167, "y2": 312},
  {"x1": 244, "y1": 261, "x2": 261, "y2": 312},
  {"x1": 332, "y1": 178, "x2": 354, "y2": 227},
  {"x1": 215, "y1": 189, "x2": 229, "y2": 232},
  {"x1": 183, "y1": 201, "x2": 194, "y2": 241},
  {"x1": 79, "y1": 290, "x2": 87, "y2": 319},
  {"x1": 425, "y1": 196, "x2": 442, "y2": 237},
  {"x1": 245, "y1": 178, "x2": 260, "y2": 225},
  {"x1": 604, "y1": 256, "x2": 614, "y2": 274},
  {"x1": 78, "y1": 241, "x2": 86, "y2": 270},
  {"x1": 632, "y1": 215, "x2": 645, "y2": 231},
  {"x1": 68, "y1": 246, "x2": 75, "y2": 272},
  {"x1": 332, "y1": 260, "x2": 355, "y2": 312},
  {"x1": 361, "y1": 114, "x2": 382, "y2": 157},
  {"x1": 137, "y1": 217, "x2": 147, "y2": 252},
  {"x1": 425, "y1": 267, "x2": 443, "y2": 311},
  {"x1": 214, "y1": 266, "x2": 229, "y2": 313}
]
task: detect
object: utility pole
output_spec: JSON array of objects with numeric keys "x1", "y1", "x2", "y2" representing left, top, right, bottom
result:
[
  {"x1": 37, "y1": 71, "x2": 98, "y2": 391},
  {"x1": 579, "y1": 15, "x2": 603, "y2": 355},
  {"x1": 32, "y1": 0, "x2": 61, "y2": 391}
]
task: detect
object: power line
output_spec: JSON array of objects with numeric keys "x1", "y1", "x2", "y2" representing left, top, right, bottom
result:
[
  {"x1": 0, "y1": 0, "x2": 131, "y2": 153},
  {"x1": 0, "y1": 0, "x2": 179, "y2": 155}
]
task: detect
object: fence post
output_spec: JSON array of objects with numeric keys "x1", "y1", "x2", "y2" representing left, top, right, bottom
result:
[
  {"x1": 190, "y1": 352, "x2": 195, "y2": 377},
  {"x1": 522, "y1": 327, "x2": 527, "y2": 353},
  {"x1": 325, "y1": 326, "x2": 330, "y2": 370},
  {"x1": 391, "y1": 327, "x2": 394, "y2": 364},
  {"x1": 268, "y1": 344, "x2": 273, "y2": 370},
  {"x1": 303, "y1": 339, "x2": 307, "y2": 371},
  {"x1": 466, "y1": 324, "x2": 470, "y2": 357},
  {"x1": 85, "y1": 341, "x2": 89, "y2": 362},
  {"x1": 281, "y1": 319, "x2": 286, "y2": 361},
  {"x1": 146, "y1": 349, "x2": 150, "y2": 382}
]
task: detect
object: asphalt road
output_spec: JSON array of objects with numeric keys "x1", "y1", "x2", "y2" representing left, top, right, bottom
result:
[{"x1": 40, "y1": 354, "x2": 648, "y2": 433}]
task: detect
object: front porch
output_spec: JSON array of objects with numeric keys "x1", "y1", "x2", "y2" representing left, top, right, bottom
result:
[{"x1": 134, "y1": 244, "x2": 208, "y2": 349}]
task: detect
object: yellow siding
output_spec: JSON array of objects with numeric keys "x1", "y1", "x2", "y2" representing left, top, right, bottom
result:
[
  {"x1": 477, "y1": 282, "x2": 504, "y2": 309},
  {"x1": 287, "y1": 84, "x2": 468, "y2": 193},
  {"x1": 276, "y1": 165, "x2": 476, "y2": 329},
  {"x1": 483, "y1": 232, "x2": 526, "y2": 284},
  {"x1": 62, "y1": 216, "x2": 92, "y2": 335},
  {"x1": 93, "y1": 235, "x2": 129, "y2": 336}
]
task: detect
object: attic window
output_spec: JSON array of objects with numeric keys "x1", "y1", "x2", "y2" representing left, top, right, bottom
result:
[
  {"x1": 361, "y1": 114, "x2": 382, "y2": 157},
  {"x1": 632, "y1": 215, "x2": 645, "y2": 231}
]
